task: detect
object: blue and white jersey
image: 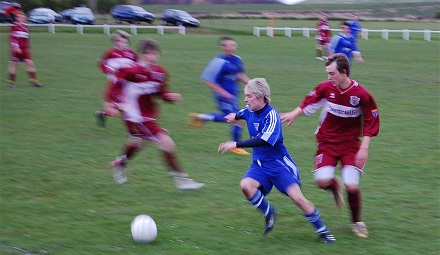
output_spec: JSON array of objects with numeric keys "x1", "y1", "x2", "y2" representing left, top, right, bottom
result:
[
  {"x1": 328, "y1": 33, "x2": 360, "y2": 62},
  {"x1": 237, "y1": 105, "x2": 292, "y2": 162},
  {"x1": 200, "y1": 54, "x2": 245, "y2": 99}
]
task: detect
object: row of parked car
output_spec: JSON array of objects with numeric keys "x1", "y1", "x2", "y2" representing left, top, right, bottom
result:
[
  {"x1": 5, "y1": 3, "x2": 200, "y2": 27},
  {"x1": 29, "y1": 7, "x2": 95, "y2": 25},
  {"x1": 111, "y1": 5, "x2": 200, "y2": 27}
]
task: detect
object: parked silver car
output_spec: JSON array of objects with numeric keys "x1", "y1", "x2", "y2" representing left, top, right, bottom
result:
[
  {"x1": 70, "y1": 7, "x2": 95, "y2": 25},
  {"x1": 28, "y1": 8, "x2": 56, "y2": 24},
  {"x1": 161, "y1": 9, "x2": 200, "y2": 27}
]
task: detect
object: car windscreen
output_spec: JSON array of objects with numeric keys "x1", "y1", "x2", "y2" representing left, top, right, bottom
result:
[
  {"x1": 177, "y1": 11, "x2": 192, "y2": 18},
  {"x1": 131, "y1": 6, "x2": 145, "y2": 12}
]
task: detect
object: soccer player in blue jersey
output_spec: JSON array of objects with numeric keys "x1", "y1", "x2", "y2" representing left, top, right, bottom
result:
[
  {"x1": 189, "y1": 36, "x2": 250, "y2": 155},
  {"x1": 218, "y1": 78, "x2": 336, "y2": 243},
  {"x1": 347, "y1": 13, "x2": 362, "y2": 45},
  {"x1": 328, "y1": 22, "x2": 364, "y2": 64}
]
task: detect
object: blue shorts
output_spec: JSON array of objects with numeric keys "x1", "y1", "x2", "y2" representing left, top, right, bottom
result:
[{"x1": 243, "y1": 158, "x2": 301, "y2": 196}]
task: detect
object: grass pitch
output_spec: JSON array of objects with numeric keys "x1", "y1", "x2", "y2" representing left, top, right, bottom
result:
[{"x1": 0, "y1": 27, "x2": 439, "y2": 255}]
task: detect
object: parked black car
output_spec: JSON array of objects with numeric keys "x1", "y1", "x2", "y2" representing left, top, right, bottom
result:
[
  {"x1": 161, "y1": 9, "x2": 200, "y2": 27},
  {"x1": 111, "y1": 5, "x2": 155, "y2": 24}
]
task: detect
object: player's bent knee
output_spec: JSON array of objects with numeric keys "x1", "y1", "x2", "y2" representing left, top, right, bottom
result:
[
  {"x1": 127, "y1": 137, "x2": 142, "y2": 148},
  {"x1": 156, "y1": 134, "x2": 176, "y2": 153},
  {"x1": 314, "y1": 166, "x2": 335, "y2": 189},
  {"x1": 315, "y1": 179, "x2": 332, "y2": 189},
  {"x1": 240, "y1": 178, "x2": 259, "y2": 196},
  {"x1": 105, "y1": 107, "x2": 120, "y2": 117}
]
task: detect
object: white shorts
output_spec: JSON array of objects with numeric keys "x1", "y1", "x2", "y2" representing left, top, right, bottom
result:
[{"x1": 313, "y1": 165, "x2": 362, "y2": 185}]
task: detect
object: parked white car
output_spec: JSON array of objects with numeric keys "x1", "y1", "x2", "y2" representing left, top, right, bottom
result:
[{"x1": 28, "y1": 8, "x2": 58, "y2": 24}]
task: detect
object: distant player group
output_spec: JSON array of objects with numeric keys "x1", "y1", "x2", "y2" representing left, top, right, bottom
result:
[
  {"x1": 7, "y1": 11, "x2": 380, "y2": 244},
  {"x1": 315, "y1": 13, "x2": 364, "y2": 64}
]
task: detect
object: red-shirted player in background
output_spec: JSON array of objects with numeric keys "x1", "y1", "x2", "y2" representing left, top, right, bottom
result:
[
  {"x1": 95, "y1": 30, "x2": 138, "y2": 127},
  {"x1": 8, "y1": 12, "x2": 42, "y2": 88},
  {"x1": 315, "y1": 13, "x2": 332, "y2": 61},
  {"x1": 281, "y1": 53, "x2": 380, "y2": 238},
  {"x1": 109, "y1": 38, "x2": 204, "y2": 190}
]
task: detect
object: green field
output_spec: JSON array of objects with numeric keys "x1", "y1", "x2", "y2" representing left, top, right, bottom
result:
[{"x1": 0, "y1": 24, "x2": 439, "y2": 255}]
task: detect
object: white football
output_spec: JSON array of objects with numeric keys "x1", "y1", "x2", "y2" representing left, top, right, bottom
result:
[{"x1": 131, "y1": 214, "x2": 157, "y2": 243}]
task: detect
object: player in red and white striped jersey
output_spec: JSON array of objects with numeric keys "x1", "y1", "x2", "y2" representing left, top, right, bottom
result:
[
  {"x1": 95, "y1": 30, "x2": 138, "y2": 127},
  {"x1": 281, "y1": 53, "x2": 379, "y2": 238},
  {"x1": 7, "y1": 12, "x2": 42, "y2": 88},
  {"x1": 315, "y1": 13, "x2": 331, "y2": 61},
  {"x1": 109, "y1": 38, "x2": 204, "y2": 190}
]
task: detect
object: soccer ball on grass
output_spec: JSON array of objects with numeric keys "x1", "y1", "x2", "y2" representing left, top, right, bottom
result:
[{"x1": 131, "y1": 214, "x2": 157, "y2": 243}]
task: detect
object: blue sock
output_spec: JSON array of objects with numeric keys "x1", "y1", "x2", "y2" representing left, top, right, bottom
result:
[
  {"x1": 212, "y1": 113, "x2": 228, "y2": 122},
  {"x1": 304, "y1": 208, "x2": 329, "y2": 234},
  {"x1": 249, "y1": 190, "x2": 272, "y2": 216},
  {"x1": 232, "y1": 124, "x2": 242, "y2": 142}
]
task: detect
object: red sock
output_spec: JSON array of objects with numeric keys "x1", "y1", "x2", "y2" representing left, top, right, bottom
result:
[
  {"x1": 348, "y1": 189, "x2": 361, "y2": 223},
  {"x1": 29, "y1": 72, "x2": 37, "y2": 81},
  {"x1": 8, "y1": 73, "x2": 16, "y2": 83},
  {"x1": 121, "y1": 145, "x2": 139, "y2": 166},
  {"x1": 163, "y1": 152, "x2": 182, "y2": 172}
]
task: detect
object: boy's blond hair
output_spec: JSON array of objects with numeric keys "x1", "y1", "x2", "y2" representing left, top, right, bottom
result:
[{"x1": 245, "y1": 78, "x2": 271, "y2": 104}]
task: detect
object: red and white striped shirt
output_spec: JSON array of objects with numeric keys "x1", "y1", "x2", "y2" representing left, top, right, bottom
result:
[{"x1": 300, "y1": 80, "x2": 380, "y2": 143}]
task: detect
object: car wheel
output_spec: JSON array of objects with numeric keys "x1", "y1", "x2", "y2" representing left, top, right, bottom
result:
[
  {"x1": 115, "y1": 18, "x2": 121, "y2": 24},
  {"x1": 161, "y1": 20, "x2": 167, "y2": 26},
  {"x1": 177, "y1": 21, "x2": 183, "y2": 26}
]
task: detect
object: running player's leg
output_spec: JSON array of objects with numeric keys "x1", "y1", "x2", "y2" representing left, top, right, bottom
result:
[
  {"x1": 341, "y1": 165, "x2": 367, "y2": 237},
  {"x1": 152, "y1": 128, "x2": 204, "y2": 190},
  {"x1": 340, "y1": 140, "x2": 368, "y2": 238},
  {"x1": 241, "y1": 165, "x2": 275, "y2": 234},
  {"x1": 7, "y1": 54, "x2": 19, "y2": 87},
  {"x1": 23, "y1": 50, "x2": 42, "y2": 87},
  {"x1": 273, "y1": 158, "x2": 335, "y2": 243},
  {"x1": 313, "y1": 144, "x2": 344, "y2": 210}
]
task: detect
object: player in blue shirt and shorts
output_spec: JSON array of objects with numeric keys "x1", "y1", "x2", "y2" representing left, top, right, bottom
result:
[
  {"x1": 189, "y1": 37, "x2": 250, "y2": 155},
  {"x1": 328, "y1": 22, "x2": 364, "y2": 64},
  {"x1": 218, "y1": 78, "x2": 336, "y2": 243}
]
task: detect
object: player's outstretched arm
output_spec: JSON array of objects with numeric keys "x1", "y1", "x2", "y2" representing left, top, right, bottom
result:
[
  {"x1": 163, "y1": 92, "x2": 182, "y2": 102},
  {"x1": 352, "y1": 51, "x2": 364, "y2": 64},
  {"x1": 237, "y1": 72, "x2": 249, "y2": 84},
  {"x1": 280, "y1": 107, "x2": 304, "y2": 126},
  {"x1": 204, "y1": 80, "x2": 233, "y2": 100},
  {"x1": 355, "y1": 136, "x2": 371, "y2": 169}
]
